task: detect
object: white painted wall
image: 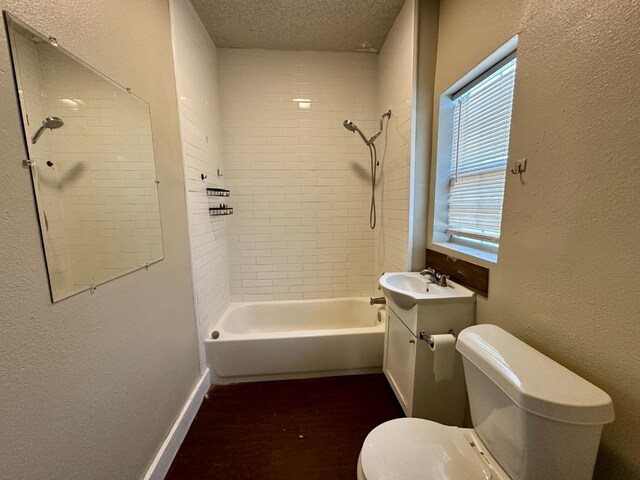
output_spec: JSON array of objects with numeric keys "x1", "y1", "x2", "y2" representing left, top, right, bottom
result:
[
  {"x1": 0, "y1": 1, "x2": 201, "y2": 478},
  {"x1": 375, "y1": 0, "x2": 415, "y2": 278},
  {"x1": 218, "y1": 49, "x2": 379, "y2": 301},
  {"x1": 429, "y1": 0, "x2": 640, "y2": 476},
  {"x1": 170, "y1": 0, "x2": 230, "y2": 340}
]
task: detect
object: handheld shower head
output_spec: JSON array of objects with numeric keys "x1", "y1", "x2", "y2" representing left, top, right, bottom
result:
[
  {"x1": 31, "y1": 116, "x2": 64, "y2": 144},
  {"x1": 342, "y1": 120, "x2": 357, "y2": 132},
  {"x1": 342, "y1": 119, "x2": 370, "y2": 145}
]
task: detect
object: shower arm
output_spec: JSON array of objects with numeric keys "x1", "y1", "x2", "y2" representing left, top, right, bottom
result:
[{"x1": 368, "y1": 110, "x2": 392, "y2": 145}]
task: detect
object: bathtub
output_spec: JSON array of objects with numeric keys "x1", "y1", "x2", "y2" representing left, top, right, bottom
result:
[{"x1": 206, "y1": 297, "x2": 385, "y2": 384}]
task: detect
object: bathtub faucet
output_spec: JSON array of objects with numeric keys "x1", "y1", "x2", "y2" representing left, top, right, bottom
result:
[{"x1": 370, "y1": 296, "x2": 386, "y2": 305}]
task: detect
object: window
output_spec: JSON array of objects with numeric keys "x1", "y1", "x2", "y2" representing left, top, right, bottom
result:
[{"x1": 432, "y1": 48, "x2": 517, "y2": 263}]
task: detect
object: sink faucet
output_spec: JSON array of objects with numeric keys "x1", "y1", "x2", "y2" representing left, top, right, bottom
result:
[{"x1": 420, "y1": 268, "x2": 449, "y2": 287}]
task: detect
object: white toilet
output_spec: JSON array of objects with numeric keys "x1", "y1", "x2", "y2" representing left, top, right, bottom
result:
[{"x1": 358, "y1": 324, "x2": 614, "y2": 479}]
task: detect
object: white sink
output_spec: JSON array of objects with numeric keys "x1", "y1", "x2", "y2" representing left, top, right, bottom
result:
[{"x1": 379, "y1": 272, "x2": 475, "y2": 310}]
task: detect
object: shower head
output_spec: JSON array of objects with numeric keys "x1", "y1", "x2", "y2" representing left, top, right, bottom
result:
[
  {"x1": 31, "y1": 116, "x2": 64, "y2": 144},
  {"x1": 343, "y1": 119, "x2": 370, "y2": 145},
  {"x1": 343, "y1": 120, "x2": 357, "y2": 132}
]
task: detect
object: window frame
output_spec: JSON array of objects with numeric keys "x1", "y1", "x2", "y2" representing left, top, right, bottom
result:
[{"x1": 430, "y1": 37, "x2": 518, "y2": 265}]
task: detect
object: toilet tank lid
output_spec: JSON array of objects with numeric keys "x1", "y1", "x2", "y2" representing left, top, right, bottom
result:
[{"x1": 457, "y1": 325, "x2": 614, "y2": 425}]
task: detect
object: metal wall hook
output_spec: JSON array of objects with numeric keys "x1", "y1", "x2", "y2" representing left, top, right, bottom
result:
[
  {"x1": 510, "y1": 158, "x2": 527, "y2": 175},
  {"x1": 201, "y1": 173, "x2": 207, "y2": 181}
]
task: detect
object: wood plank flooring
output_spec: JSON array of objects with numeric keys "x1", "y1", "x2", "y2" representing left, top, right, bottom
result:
[{"x1": 166, "y1": 373, "x2": 404, "y2": 480}]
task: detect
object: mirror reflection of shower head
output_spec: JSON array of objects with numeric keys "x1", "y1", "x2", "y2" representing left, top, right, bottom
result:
[{"x1": 31, "y1": 116, "x2": 64, "y2": 144}]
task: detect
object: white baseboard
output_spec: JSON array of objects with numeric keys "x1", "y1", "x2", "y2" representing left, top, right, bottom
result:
[{"x1": 143, "y1": 368, "x2": 211, "y2": 480}]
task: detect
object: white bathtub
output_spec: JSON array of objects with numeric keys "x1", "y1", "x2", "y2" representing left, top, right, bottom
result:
[{"x1": 206, "y1": 297, "x2": 385, "y2": 384}]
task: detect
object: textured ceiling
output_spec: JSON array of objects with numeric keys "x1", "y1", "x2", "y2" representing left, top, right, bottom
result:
[{"x1": 189, "y1": 0, "x2": 407, "y2": 52}]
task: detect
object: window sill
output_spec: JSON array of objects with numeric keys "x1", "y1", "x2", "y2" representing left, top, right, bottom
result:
[{"x1": 432, "y1": 241, "x2": 497, "y2": 266}]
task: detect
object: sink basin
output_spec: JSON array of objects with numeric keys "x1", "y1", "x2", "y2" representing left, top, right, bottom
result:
[{"x1": 379, "y1": 272, "x2": 475, "y2": 310}]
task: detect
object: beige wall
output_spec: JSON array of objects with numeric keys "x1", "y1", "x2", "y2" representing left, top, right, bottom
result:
[
  {"x1": 0, "y1": 1, "x2": 201, "y2": 479},
  {"x1": 430, "y1": 0, "x2": 640, "y2": 477}
]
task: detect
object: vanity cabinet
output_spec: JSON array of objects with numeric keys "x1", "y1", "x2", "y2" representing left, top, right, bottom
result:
[
  {"x1": 382, "y1": 294, "x2": 475, "y2": 426},
  {"x1": 384, "y1": 308, "x2": 416, "y2": 412}
]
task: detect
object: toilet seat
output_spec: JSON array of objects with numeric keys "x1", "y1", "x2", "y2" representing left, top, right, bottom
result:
[{"x1": 358, "y1": 418, "x2": 508, "y2": 480}]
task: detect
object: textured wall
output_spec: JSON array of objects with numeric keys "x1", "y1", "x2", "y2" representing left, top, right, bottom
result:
[
  {"x1": 0, "y1": 1, "x2": 200, "y2": 479},
  {"x1": 170, "y1": 0, "x2": 230, "y2": 338},
  {"x1": 375, "y1": 0, "x2": 415, "y2": 278},
  {"x1": 431, "y1": 0, "x2": 640, "y2": 477},
  {"x1": 218, "y1": 48, "x2": 379, "y2": 301}
]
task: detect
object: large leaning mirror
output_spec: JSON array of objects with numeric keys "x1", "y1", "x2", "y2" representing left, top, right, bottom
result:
[{"x1": 5, "y1": 13, "x2": 164, "y2": 302}]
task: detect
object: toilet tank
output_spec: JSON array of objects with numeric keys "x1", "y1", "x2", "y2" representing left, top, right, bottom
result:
[{"x1": 457, "y1": 325, "x2": 614, "y2": 480}]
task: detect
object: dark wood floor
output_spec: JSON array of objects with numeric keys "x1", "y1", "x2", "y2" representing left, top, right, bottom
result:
[{"x1": 166, "y1": 373, "x2": 404, "y2": 480}]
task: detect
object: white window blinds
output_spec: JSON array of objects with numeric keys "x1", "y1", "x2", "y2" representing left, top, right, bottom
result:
[{"x1": 447, "y1": 54, "x2": 517, "y2": 245}]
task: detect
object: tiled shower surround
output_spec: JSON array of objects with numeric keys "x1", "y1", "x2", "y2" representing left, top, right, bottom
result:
[
  {"x1": 171, "y1": 1, "x2": 415, "y2": 312},
  {"x1": 171, "y1": 0, "x2": 231, "y2": 338},
  {"x1": 218, "y1": 49, "x2": 381, "y2": 301},
  {"x1": 375, "y1": 0, "x2": 414, "y2": 277}
]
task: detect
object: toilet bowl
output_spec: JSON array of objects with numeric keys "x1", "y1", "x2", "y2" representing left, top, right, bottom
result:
[
  {"x1": 358, "y1": 325, "x2": 615, "y2": 480},
  {"x1": 358, "y1": 417, "x2": 509, "y2": 480}
]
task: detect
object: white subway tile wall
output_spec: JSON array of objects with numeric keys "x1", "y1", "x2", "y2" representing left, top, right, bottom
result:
[
  {"x1": 375, "y1": 0, "x2": 414, "y2": 277},
  {"x1": 172, "y1": 0, "x2": 230, "y2": 336},
  {"x1": 218, "y1": 49, "x2": 380, "y2": 301},
  {"x1": 12, "y1": 31, "x2": 163, "y2": 300}
]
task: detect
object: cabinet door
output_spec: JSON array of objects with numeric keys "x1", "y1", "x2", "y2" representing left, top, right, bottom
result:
[{"x1": 384, "y1": 308, "x2": 416, "y2": 413}]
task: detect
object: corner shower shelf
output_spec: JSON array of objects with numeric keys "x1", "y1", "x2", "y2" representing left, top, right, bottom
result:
[
  {"x1": 206, "y1": 188, "x2": 230, "y2": 197},
  {"x1": 210, "y1": 206, "x2": 233, "y2": 216}
]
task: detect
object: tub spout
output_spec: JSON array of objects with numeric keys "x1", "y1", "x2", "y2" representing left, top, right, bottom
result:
[{"x1": 370, "y1": 296, "x2": 386, "y2": 305}]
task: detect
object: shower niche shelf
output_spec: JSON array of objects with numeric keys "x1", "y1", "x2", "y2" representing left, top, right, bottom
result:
[
  {"x1": 210, "y1": 206, "x2": 233, "y2": 216},
  {"x1": 206, "y1": 188, "x2": 230, "y2": 197}
]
